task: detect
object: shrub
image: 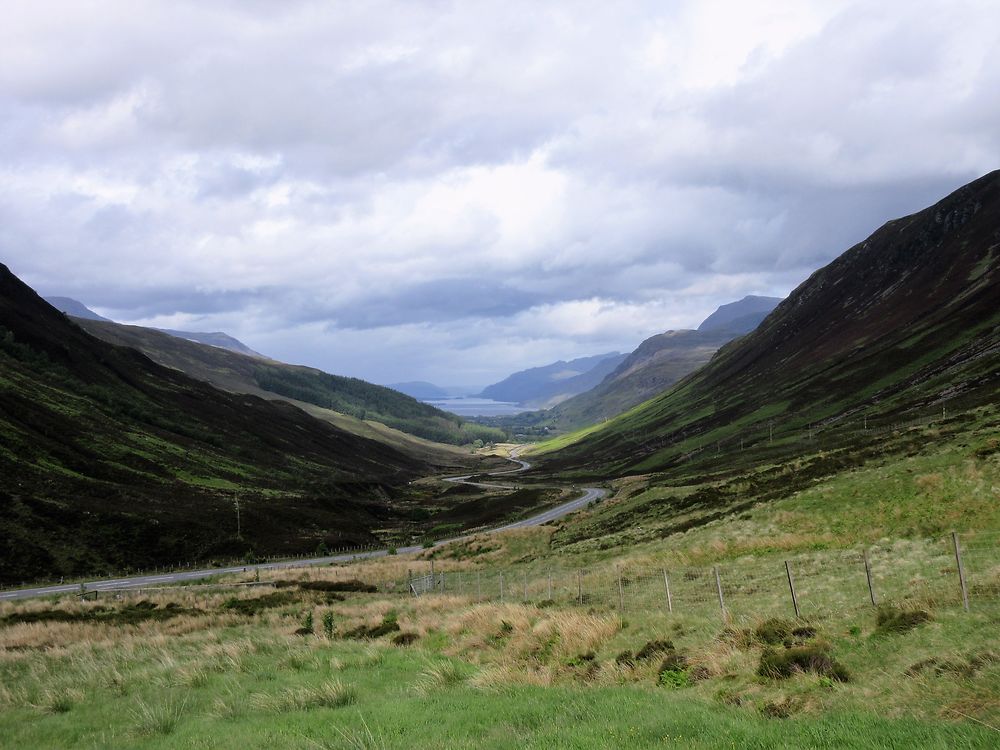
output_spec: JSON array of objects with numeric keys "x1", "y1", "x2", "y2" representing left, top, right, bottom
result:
[
  {"x1": 874, "y1": 606, "x2": 932, "y2": 636},
  {"x1": 615, "y1": 650, "x2": 635, "y2": 668},
  {"x1": 342, "y1": 611, "x2": 400, "y2": 640},
  {"x1": 757, "y1": 644, "x2": 849, "y2": 682},
  {"x1": 754, "y1": 618, "x2": 793, "y2": 645},
  {"x1": 221, "y1": 591, "x2": 298, "y2": 616},
  {"x1": 322, "y1": 611, "x2": 335, "y2": 639},
  {"x1": 392, "y1": 632, "x2": 419, "y2": 646},
  {"x1": 635, "y1": 639, "x2": 674, "y2": 661}
]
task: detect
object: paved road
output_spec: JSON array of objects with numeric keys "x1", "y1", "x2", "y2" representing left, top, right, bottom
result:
[{"x1": 1, "y1": 451, "x2": 606, "y2": 602}]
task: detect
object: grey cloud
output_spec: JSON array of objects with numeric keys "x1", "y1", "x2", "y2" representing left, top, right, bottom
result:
[{"x1": 2, "y1": 1, "x2": 999, "y2": 384}]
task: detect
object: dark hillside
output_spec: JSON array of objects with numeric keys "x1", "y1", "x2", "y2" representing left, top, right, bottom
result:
[
  {"x1": 540, "y1": 171, "x2": 1000, "y2": 477},
  {"x1": 0, "y1": 264, "x2": 431, "y2": 583}
]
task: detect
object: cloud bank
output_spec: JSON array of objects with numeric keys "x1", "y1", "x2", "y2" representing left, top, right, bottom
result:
[{"x1": 2, "y1": 0, "x2": 998, "y2": 385}]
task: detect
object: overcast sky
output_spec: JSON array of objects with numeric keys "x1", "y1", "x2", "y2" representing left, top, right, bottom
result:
[{"x1": 3, "y1": 1, "x2": 998, "y2": 387}]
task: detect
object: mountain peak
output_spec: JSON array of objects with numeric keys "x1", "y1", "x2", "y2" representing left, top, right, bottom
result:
[
  {"x1": 698, "y1": 295, "x2": 783, "y2": 333},
  {"x1": 43, "y1": 296, "x2": 113, "y2": 323}
]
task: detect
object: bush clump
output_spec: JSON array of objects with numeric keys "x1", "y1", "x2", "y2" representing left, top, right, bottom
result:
[
  {"x1": 392, "y1": 632, "x2": 419, "y2": 646},
  {"x1": 757, "y1": 644, "x2": 849, "y2": 682},
  {"x1": 614, "y1": 650, "x2": 635, "y2": 668},
  {"x1": 636, "y1": 639, "x2": 674, "y2": 661},
  {"x1": 874, "y1": 606, "x2": 932, "y2": 636},
  {"x1": 342, "y1": 611, "x2": 400, "y2": 639},
  {"x1": 221, "y1": 591, "x2": 299, "y2": 616},
  {"x1": 754, "y1": 618, "x2": 793, "y2": 645},
  {"x1": 271, "y1": 579, "x2": 377, "y2": 593}
]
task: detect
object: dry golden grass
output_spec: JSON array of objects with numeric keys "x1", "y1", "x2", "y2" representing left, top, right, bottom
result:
[{"x1": 470, "y1": 662, "x2": 554, "y2": 689}]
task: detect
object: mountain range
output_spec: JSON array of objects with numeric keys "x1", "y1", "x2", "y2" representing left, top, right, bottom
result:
[
  {"x1": 477, "y1": 352, "x2": 626, "y2": 408},
  {"x1": 70, "y1": 318, "x2": 503, "y2": 448},
  {"x1": 0, "y1": 267, "x2": 493, "y2": 583}
]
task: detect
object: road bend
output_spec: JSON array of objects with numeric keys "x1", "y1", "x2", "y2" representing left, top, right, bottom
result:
[{"x1": 1, "y1": 449, "x2": 606, "y2": 602}]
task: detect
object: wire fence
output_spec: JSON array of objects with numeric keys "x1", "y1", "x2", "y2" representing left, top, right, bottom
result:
[{"x1": 390, "y1": 531, "x2": 999, "y2": 621}]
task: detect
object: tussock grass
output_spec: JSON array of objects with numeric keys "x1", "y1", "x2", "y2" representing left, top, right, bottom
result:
[
  {"x1": 129, "y1": 696, "x2": 188, "y2": 736},
  {"x1": 251, "y1": 680, "x2": 357, "y2": 712},
  {"x1": 413, "y1": 660, "x2": 469, "y2": 694}
]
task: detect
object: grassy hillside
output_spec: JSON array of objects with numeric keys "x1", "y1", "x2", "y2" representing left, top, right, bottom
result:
[
  {"x1": 74, "y1": 319, "x2": 504, "y2": 447},
  {"x1": 0, "y1": 264, "x2": 502, "y2": 585},
  {"x1": 534, "y1": 170, "x2": 1000, "y2": 479}
]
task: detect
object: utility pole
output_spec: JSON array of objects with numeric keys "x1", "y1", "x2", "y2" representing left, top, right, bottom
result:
[{"x1": 234, "y1": 492, "x2": 242, "y2": 540}]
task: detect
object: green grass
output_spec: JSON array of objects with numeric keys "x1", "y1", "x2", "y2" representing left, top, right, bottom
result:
[{"x1": 0, "y1": 615, "x2": 996, "y2": 749}]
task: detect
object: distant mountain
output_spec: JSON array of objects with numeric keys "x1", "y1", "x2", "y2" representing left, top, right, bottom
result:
[
  {"x1": 539, "y1": 170, "x2": 1000, "y2": 478},
  {"x1": 478, "y1": 352, "x2": 627, "y2": 408},
  {"x1": 697, "y1": 295, "x2": 783, "y2": 333},
  {"x1": 1, "y1": 264, "x2": 428, "y2": 583},
  {"x1": 155, "y1": 328, "x2": 267, "y2": 359},
  {"x1": 44, "y1": 296, "x2": 113, "y2": 322},
  {"x1": 72, "y1": 318, "x2": 504, "y2": 448},
  {"x1": 389, "y1": 381, "x2": 451, "y2": 400},
  {"x1": 44, "y1": 296, "x2": 267, "y2": 358},
  {"x1": 542, "y1": 296, "x2": 782, "y2": 430}
]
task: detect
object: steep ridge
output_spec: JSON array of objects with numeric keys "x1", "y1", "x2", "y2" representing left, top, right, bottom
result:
[
  {"x1": 542, "y1": 298, "x2": 780, "y2": 430},
  {"x1": 44, "y1": 296, "x2": 267, "y2": 358},
  {"x1": 0, "y1": 264, "x2": 435, "y2": 583},
  {"x1": 154, "y1": 328, "x2": 267, "y2": 359},
  {"x1": 697, "y1": 295, "x2": 783, "y2": 332},
  {"x1": 539, "y1": 171, "x2": 1000, "y2": 477},
  {"x1": 72, "y1": 319, "x2": 502, "y2": 448}
]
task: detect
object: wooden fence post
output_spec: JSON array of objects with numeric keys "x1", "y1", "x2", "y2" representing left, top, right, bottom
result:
[
  {"x1": 662, "y1": 568, "x2": 673, "y2": 614},
  {"x1": 499, "y1": 572, "x2": 504, "y2": 604},
  {"x1": 713, "y1": 567, "x2": 726, "y2": 620},
  {"x1": 577, "y1": 570, "x2": 583, "y2": 605},
  {"x1": 617, "y1": 567, "x2": 625, "y2": 611},
  {"x1": 952, "y1": 531, "x2": 970, "y2": 611},
  {"x1": 547, "y1": 572, "x2": 553, "y2": 601},
  {"x1": 785, "y1": 561, "x2": 800, "y2": 618},
  {"x1": 862, "y1": 549, "x2": 878, "y2": 606}
]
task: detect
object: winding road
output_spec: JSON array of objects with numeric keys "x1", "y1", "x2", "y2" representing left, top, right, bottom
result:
[{"x1": 1, "y1": 451, "x2": 606, "y2": 602}]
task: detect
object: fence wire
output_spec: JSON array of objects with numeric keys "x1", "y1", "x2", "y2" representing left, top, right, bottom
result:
[{"x1": 392, "y1": 531, "x2": 998, "y2": 620}]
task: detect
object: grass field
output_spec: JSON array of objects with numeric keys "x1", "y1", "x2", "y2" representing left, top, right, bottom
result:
[{"x1": 1, "y1": 582, "x2": 998, "y2": 749}]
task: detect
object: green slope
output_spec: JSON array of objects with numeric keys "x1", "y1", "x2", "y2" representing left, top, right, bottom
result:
[
  {"x1": 535, "y1": 170, "x2": 1000, "y2": 479},
  {"x1": 73, "y1": 318, "x2": 504, "y2": 448}
]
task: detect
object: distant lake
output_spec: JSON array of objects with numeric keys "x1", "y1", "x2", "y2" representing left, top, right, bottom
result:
[{"x1": 423, "y1": 397, "x2": 526, "y2": 417}]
